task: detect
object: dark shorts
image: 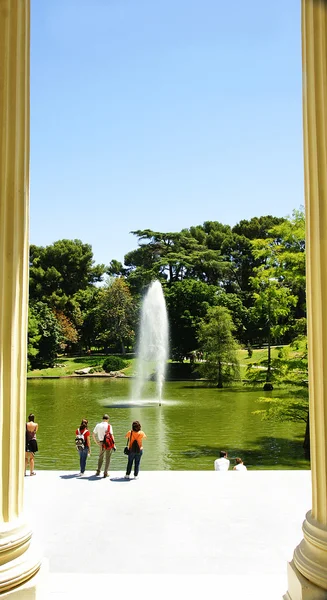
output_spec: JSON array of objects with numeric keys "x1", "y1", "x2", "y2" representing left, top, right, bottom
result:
[{"x1": 26, "y1": 439, "x2": 38, "y2": 453}]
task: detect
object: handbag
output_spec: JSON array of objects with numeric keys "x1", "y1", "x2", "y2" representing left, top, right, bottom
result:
[{"x1": 124, "y1": 430, "x2": 132, "y2": 455}]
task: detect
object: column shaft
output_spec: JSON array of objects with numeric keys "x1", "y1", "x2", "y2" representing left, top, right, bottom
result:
[
  {"x1": 302, "y1": 0, "x2": 327, "y2": 525},
  {"x1": 0, "y1": 0, "x2": 30, "y2": 524},
  {"x1": 0, "y1": 1, "x2": 41, "y2": 595},
  {"x1": 289, "y1": 0, "x2": 327, "y2": 593}
]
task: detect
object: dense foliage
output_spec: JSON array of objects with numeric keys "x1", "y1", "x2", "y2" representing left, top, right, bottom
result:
[
  {"x1": 102, "y1": 356, "x2": 127, "y2": 373},
  {"x1": 28, "y1": 209, "x2": 306, "y2": 374}
]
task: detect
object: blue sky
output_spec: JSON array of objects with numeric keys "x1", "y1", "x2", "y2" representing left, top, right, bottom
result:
[{"x1": 30, "y1": 0, "x2": 303, "y2": 267}]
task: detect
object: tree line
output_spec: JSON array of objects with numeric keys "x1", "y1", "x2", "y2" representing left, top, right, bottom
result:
[{"x1": 28, "y1": 209, "x2": 306, "y2": 374}]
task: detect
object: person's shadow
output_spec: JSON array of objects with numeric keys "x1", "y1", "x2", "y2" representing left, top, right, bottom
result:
[
  {"x1": 59, "y1": 474, "x2": 102, "y2": 481},
  {"x1": 110, "y1": 477, "x2": 131, "y2": 482}
]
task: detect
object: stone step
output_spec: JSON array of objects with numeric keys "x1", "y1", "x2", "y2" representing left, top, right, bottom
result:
[{"x1": 49, "y1": 572, "x2": 287, "y2": 599}]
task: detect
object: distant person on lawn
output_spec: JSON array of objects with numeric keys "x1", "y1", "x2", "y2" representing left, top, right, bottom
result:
[
  {"x1": 25, "y1": 413, "x2": 38, "y2": 476},
  {"x1": 233, "y1": 457, "x2": 247, "y2": 471},
  {"x1": 93, "y1": 414, "x2": 116, "y2": 478},
  {"x1": 214, "y1": 450, "x2": 230, "y2": 471}
]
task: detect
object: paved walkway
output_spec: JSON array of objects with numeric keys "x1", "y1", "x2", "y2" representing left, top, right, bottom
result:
[{"x1": 24, "y1": 470, "x2": 311, "y2": 599}]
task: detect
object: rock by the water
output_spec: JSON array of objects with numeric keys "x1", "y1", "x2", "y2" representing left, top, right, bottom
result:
[
  {"x1": 108, "y1": 371, "x2": 127, "y2": 378},
  {"x1": 75, "y1": 367, "x2": 92, "y2": 375}
]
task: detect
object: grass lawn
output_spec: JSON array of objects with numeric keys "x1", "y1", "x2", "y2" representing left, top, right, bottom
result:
[
  {"x1": 27, "y1": 355, "x2": 135, "y2": 377},
  {"x1": 27, "y1": 344, "x2": 305, "y2": 379}
]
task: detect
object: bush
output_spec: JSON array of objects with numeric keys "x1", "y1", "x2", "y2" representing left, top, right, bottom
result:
[{"x1": 102, "y1": 356, "x2": 126, "y2": 372}]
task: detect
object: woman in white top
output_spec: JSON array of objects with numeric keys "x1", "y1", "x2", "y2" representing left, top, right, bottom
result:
[{"x1": 233, "y1": 457, "x2": 247, "y2": 471}]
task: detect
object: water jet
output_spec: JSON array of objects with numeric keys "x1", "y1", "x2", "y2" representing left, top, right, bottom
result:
[{"x1": 132, "y1": 280, "x2": 169, "y2": 406}]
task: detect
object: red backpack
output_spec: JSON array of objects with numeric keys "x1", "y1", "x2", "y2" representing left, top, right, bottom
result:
[{"x1": 102, "y1": 425, "x2": 115, "y2": 450}]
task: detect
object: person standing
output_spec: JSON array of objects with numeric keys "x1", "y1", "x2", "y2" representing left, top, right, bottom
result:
[
  {"x1": 75, "y1": 418, "x2": 91, "y2": 476},
  {"x1": 233, "y1": 457, "x2": 247, "y2": 471},
  {"x1": 25, "y1": 413, "x2": 38, "y2": 476},
  {"x1": 214, "y1": 450, "x2": 230, "y2": 471},
  {"x1": 124, "y1": 421, "x2": 147, "y2": 480},
  {"x1": 93, "y1": 414, "x2": 116, "y2": 478}
]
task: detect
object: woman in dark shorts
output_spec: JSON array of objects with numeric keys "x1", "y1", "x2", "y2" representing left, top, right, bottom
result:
[{"x1": 25, "y1": 413, "x2": 38, "y2": 476}]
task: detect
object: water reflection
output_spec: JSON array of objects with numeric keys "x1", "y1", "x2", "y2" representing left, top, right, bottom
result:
[
  {"x1": 26, "y1": 378, "x2": 310, "y2": 471},
  {"x1": 101, "y1": 398, "x2": 181, "y2": 408}
]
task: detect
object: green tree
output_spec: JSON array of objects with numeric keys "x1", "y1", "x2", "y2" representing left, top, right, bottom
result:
[
  {"x1": 28, "y1": 303, "x2": 62, "y2": 368},
  {"x1": 29, "y1": 239, "x2": 105, "y2": 305},
  {"x1": 250, "y1": 208, "x2": 306, "y2": 333},
  {"x1": 197, "y1": 306, "x2": 240, "y2": 388},
  {"x1": 250, "y1": 337, "x2": 309, "y2": 458},
  {"x1": 27, "y1": 309, "x2": 41, "y2": 370},
  {"x1": 96, "y1": 278, "x2": 136, "y2": 354},
  {"x1": 74, "y1": 287, "x2": 101, "y2": 351},
  {"x1": 165, "y1": 280, "x2": 219, "y2": 360}
]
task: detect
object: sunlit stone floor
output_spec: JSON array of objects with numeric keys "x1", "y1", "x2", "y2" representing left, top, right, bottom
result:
[{"x1": 24, "y1": 470, "x2": 311, "y2": 599}]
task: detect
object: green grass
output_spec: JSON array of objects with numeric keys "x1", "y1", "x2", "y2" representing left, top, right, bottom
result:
[
  {"x1": 27, "y1": 344, "x2": 304, "y2": 379},
  {"x1": 27, "y1": 355, "x2": 135, "y2": 377}
]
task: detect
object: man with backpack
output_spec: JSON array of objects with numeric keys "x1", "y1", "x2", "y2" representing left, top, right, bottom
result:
[{"x1": 92, "y1": 414, "x2": 116, "y2": 478}]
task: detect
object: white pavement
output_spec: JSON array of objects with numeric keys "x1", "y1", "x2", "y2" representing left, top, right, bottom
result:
[{"x1": 24, "y1": 470, "x2": 311, "y2": 599}]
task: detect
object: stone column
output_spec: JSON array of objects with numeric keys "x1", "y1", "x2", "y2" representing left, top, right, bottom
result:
[
  {"x1": 0, "y1": 1, "x2": 43, "y2": 597},
  {"x1": 285, "y1": 1, "x2": 327, "y2": 598}
]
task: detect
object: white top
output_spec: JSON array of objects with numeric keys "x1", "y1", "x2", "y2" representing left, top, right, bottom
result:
[
  {"x1": 234, "y1": 464, "x2": 247, "y2": 471},
  {"x1": 214, "y1": 457, "x2": 230, "y2": 471},
  {"x1": 93, "y1": 422, "x2": 113, "y2": 441}
]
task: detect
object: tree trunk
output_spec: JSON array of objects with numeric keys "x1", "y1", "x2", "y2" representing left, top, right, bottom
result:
[
  {"x1": 303, "y1": 411, "x2": 310, "y2": 460},
  {"x1": 217, "y1": 361, "x2": 223, "y2": 388},
  {"x1": 121, "y1": 340, "x2": 126, "y2": 355}
]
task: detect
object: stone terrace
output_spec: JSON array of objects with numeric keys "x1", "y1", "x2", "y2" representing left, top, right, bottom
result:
[{"x1": 24, "y1": 470, "x2": 311, "y2": 599}]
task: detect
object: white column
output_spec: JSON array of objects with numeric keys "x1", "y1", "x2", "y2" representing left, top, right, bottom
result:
[
  {"x1": 0, "y1": 1, "x2": 43, "y2": 596},
  {"x1": 285, "y1": 1, "x2": 327, "y2": 598}
]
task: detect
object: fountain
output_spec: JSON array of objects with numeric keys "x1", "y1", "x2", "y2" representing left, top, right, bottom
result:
[{"x1": 132, "y1": 280, "x2": 169, "y2": 406}]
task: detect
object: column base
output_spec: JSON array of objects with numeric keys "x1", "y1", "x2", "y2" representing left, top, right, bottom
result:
[
  {"x1": 0, "y1": 558, "x2": 48, "y2": 599},
  {"x1": 0, "y1": 526, "x2": 43, "y2": 597},
  {"x1": 284, "y1": 560, "x2": 327, "y2": 600}
]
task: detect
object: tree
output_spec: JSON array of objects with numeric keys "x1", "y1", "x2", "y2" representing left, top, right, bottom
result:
[
  {"x1": 250, "y1": 208, "x2": 306, "y2": 335},
  {"x1": 121, "y1": 227, "x2": 230, "y2": 292},
  {"x1": 74, "y1": 287, "x2": 101, "y2": 351},
  {"x1": 54, "y1": 310, "x2": 79, "y2": 353},
  {"x1": 248, "y1": 209, "x2": 305, "y2": 385},
  {"x1": 250, "y1": 275, "x2": 297, "y2": 389},
  {"x1": 96, "y1": 278, "x2": 136, "y2": 354},
  {"x1": 28, "y1": 303, "x2": 62, "y2": 368},
  {"x1": 250, "y1": 337, "x2": 309, "y2": 458},
  {"x1": 165, "y1": 280, "x2": 219, "y2": 361},
  {"x1": 232, "y1": 215, "x2": 286, "y2": 240},
  {"x1": 197, "y1": 306, "x2": 240, "y2": 388},
  {"x1": 29, "y1": 239, "x2": 105, "y2": 305},
  {"x1": 27, "y1": 309, "x2": 41, "y2": 370}
]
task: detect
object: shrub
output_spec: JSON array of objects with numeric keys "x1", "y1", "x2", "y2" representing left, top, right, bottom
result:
[{"x1": 102, "y1": 356, "x2": 126, "y2": 372}]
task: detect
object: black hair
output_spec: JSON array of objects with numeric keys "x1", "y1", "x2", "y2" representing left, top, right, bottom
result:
[
  {"x1": 28, "y1": 414, "x2": 35, "y2": 422},
  {"x1": 132, "y1": 421, "x2": 141, "y2": 432},
  {"x1": 80, "y1": 418, "x2": 88, "y2": 431},
  {"x1": 220, "y1": 450, "x2": 227, "y2": 458}
]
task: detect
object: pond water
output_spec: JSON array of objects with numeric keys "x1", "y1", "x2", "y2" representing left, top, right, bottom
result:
[{"x1": 26, "y1": 378, "x2": 310, "y2": 471}]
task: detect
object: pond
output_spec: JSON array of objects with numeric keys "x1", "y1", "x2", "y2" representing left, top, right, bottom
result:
[{"x1": 26, "y1": 378, "x2": 310, "y2": 471}]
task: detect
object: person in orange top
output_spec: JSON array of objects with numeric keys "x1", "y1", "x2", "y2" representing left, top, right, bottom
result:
[{"x1": 124, "y1": 420, "x2": 147, "y2": 480}]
